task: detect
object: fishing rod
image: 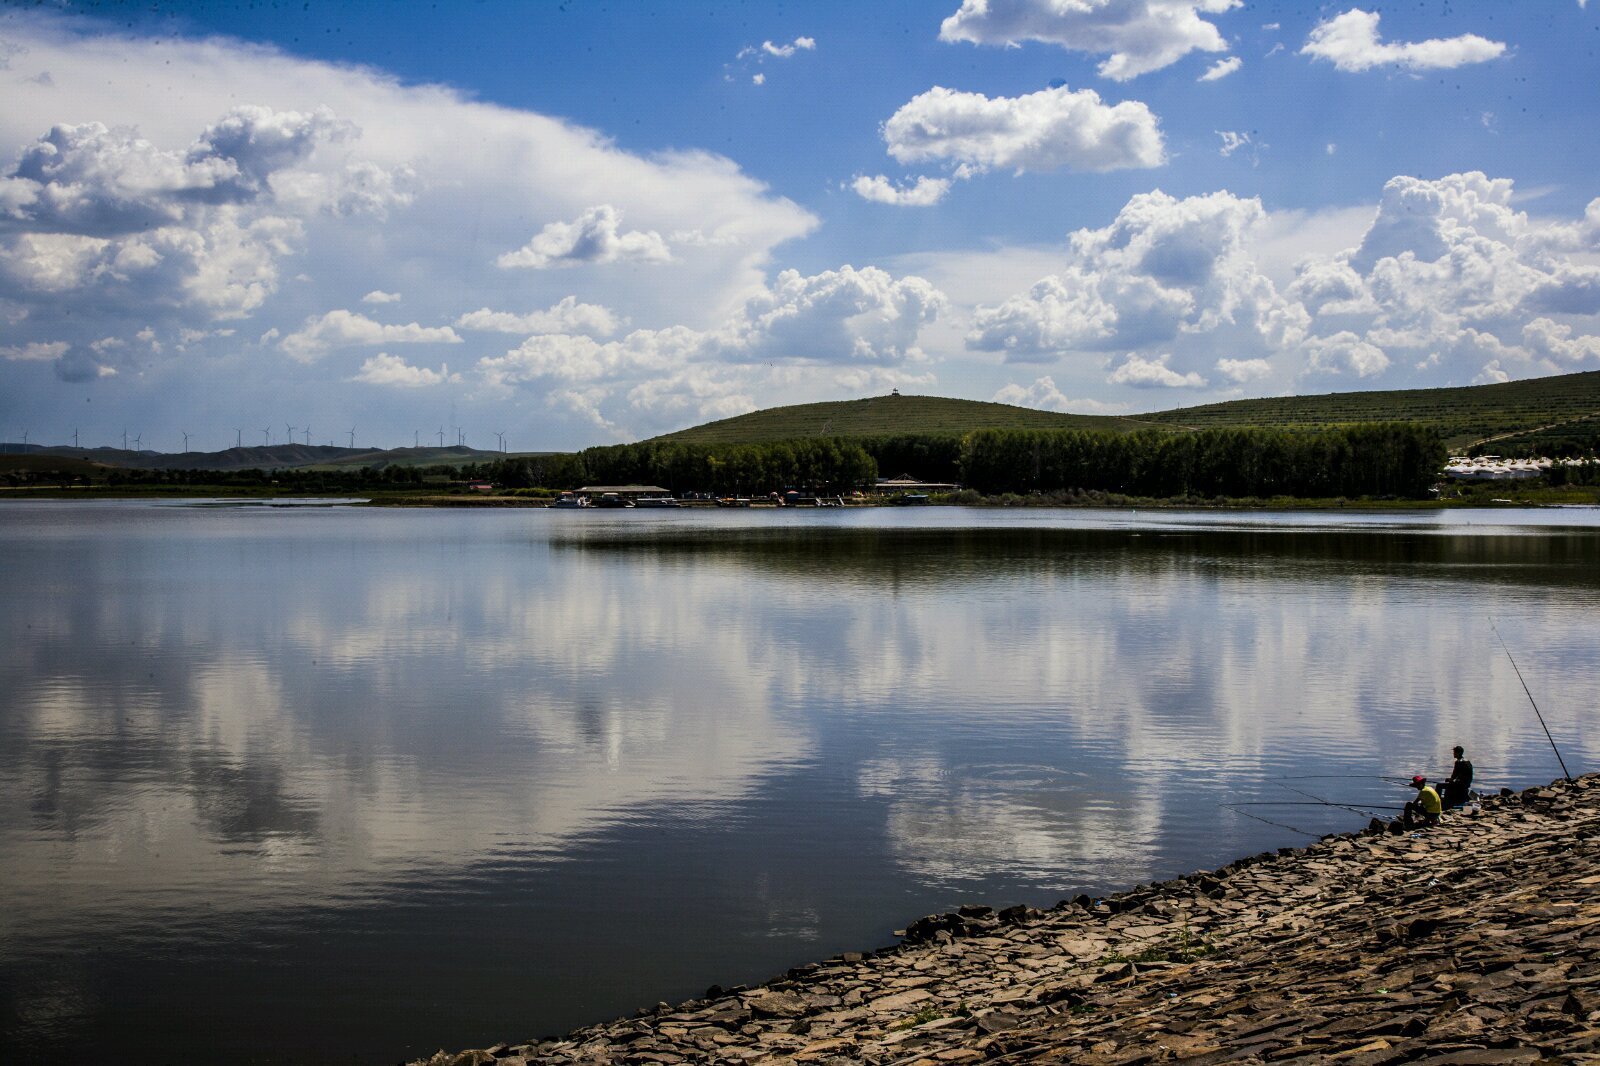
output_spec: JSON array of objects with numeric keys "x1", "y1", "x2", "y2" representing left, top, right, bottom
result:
[
  {"x1": 1231, "y1": 801, "x2": 1406, "y2": 810},
  {"x1": 1275, "y1": 783, "x2": 1400, "y2": 819},
  {"x1": 1491, "y1": 618, "x2": 1572, "y2": 782}
]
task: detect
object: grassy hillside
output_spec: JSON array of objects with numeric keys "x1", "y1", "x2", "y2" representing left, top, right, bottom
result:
[
  {"x1": 650, "y1": 394, "x2": 1143, "y2": 445},
  {"x1": 1141, "y1": 370, "x2": 1600, "y2": 449},
  {"x1": 652, "y1": 372, "x2": 1600, "y2": 452}
]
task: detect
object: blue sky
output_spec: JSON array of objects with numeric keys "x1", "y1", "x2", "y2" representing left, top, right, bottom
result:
[{"x1": 2, "y1": 0, "x2": 1598, "y2": 452}]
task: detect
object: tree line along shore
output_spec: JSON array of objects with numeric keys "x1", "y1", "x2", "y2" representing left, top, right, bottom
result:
[
  {"x1": 412, "y1": 774, "x2": 1600, "y2": 1066},
  {"x1": 4, "y1": 422, "x2": 1599, "y2": 505}
]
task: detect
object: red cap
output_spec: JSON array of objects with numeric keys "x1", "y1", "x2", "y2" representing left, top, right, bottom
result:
[{"x1": 1412, "y1": 775, "x2": 1426, "y2": 787}]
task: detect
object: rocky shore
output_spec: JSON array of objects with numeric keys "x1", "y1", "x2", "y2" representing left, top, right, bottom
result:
[{"x1": 415, "y1": 775, "x2": 1600, "y2": 1066}]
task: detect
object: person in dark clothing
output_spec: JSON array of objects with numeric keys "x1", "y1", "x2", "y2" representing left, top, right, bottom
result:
[{"x1": 1442, "y1": 745, "x2": 1474, "y2": 807}]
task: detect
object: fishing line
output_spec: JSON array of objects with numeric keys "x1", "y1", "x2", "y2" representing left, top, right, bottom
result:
[
  {"x1": 1230, "y1": 801, "x2": 1405, "y2": 810},
  {"x1": 1490, "y1": 618, "x2": 1572, "y2": 782},
  {"x1": 1277, "y1": 782, "x2": 1390, "y2": 819},
  {"x1": 1219, "y1": 803, "x2": 1320, "y2": 838}
]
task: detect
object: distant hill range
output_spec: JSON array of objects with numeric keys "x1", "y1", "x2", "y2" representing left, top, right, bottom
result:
[
  {"x1": 653, "y1": 370, "x2": 1600, "y2": 451},
  {"x1": 0, "y1": 443, "x2": 507, "y2": 473},
  {"x1": 5, "y1": 370, "x2": 1599, "y2": 471}
]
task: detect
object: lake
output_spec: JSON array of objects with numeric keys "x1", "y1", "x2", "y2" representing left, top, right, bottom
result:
[{"x1": 1, "y1": 501, "x2": 1596, "y2": 1063}]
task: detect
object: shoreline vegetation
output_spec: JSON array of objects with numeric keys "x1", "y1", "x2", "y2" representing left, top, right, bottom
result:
[
  {"x1": 5, "y1": 421, "x2": 1597, "y2": 508},
  {"x1": 413, "y1": 774, "x2": 1600, "y2": 1066}
]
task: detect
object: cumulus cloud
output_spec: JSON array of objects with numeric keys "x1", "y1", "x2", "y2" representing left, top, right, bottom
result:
[
  {"x1": 281, "y1": 309, "x2": 461, "y2": 362},
  {"x1": 882, "y1": 85, "x2": 1165, "y2": 175},
  {"x1": 939, "y1": 0, "x2": 1240, "y2": 81},
  {"x1": 1214, "y1": 357, "x2": 1273, "y2": 383},
  {"x1": 496, "y1": 205, "x2": 672, "y2": 269},
  {"x1": 850, "y1": 174, "x2": 952, "y2": 207},
  {"x1": 967, "y1": 189, "x2": 1305, "y2": 361},
  {"x1": 1199, "y1": 57, "x2": 1242, "y2": 81},
  {"x1": 966, "y1": 172, "x2": 1600, "y2": 393},
  {"x1": 481, "y1": 266, "x2": 942, "y2": 389},
  {"x1": 1304, "y1": 331, "x2": 1390, "y2": 377},
  {"x1": 350, "y1": 352, "x2": 457, "y2": 387},
  {"x1": 1, "y1": 339, "x2": 70, "y2": 361},
  {"x1": 1301, "y1": 9, "x2": 1505, "y2": 73},
  {"x1": 454, "y1": 296, "x2": 620, "y2": 338},
  {"x1": 993, "y1": 375, "x2": 1128, "y2": 413},
  {"x1": 362, "y1": 290, "x2": 400, "y2": 304},
  {"x1": 0, "y1": 8, "x2": 817, "y2": 443},
  {"x1": 1108, "y1": 353, "x2": 1207, "y2": 388},
  {"x1": 1286, "y1": 172, "x2": 1600, "y2": 380}
]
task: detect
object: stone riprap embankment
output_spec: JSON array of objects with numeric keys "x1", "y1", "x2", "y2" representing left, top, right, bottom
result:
[{"x1": 415, "y1": 775, "x2": 1600, "y2": 1066}]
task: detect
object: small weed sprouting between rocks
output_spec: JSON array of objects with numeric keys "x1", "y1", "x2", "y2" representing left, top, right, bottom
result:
[{"x1": 892, "y1": 1002, "x2": 972, "y2": 1030}]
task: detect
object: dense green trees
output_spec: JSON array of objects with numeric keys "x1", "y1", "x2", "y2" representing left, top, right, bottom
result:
[
  {"x1": 32, "y1": 422, "x2": 1448, "y2": 499},
  {"x1": 482, "y1": 438, "x2": 878, "y2": 495},
  {"x1": 957, "y1": 424, "x2": 1445, "y2": 499}
]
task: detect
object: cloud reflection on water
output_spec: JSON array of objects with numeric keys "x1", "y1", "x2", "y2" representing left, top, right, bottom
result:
[{"x1": 1, "y1": 505, "x2": 1597, "y2": 1060}]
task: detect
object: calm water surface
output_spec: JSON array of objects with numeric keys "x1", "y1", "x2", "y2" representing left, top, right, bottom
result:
[{"x1": 2, "y1": 501, "x2": 1597, "y2": 1063}]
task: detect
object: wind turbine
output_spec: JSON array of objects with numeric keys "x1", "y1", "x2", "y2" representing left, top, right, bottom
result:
[
  {"x1": 263, "y1": 427, "x2": 271, "y2": 446},
  {"x1": 437, "y1": 427, "x2": 445, "y2": 447},
  {"x1": 286, "y1": 424, "x2": 295, "y2": 447},
  {"x1": 20, "y1": 429, "x2": 28, "y2": 450},
  {"x1": 123, "y1": 429, "x2": 129, "y2": 450},
  {"x1": 181, "y1": 431, "x2": 191, "y2": 453},
  {"x1": 494, "y1": 430, "x2": 506, "y2": 452},
  {"x1": 413, "y1": 430, "x2": 419, "y2": 449},
  {"x1": 132, "y1": 433, "x2": 142, "y2": 451},
  {"x1": 347, "y1": 427, "x2": 356, "y2": 448},
  {"x1": 303, "y1": 426, "x2": 311, "y2": 446},
  {"x1": 234, "y1": 428, "x2": 243, "y2": 449},
  {"x1": 73, "y1": 428, "x2": 79, "y2": 449}
]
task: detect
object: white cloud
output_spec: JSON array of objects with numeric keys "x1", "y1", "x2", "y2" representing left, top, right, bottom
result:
[
  {"x1": 851, "y1": 174, "x2": 952, "y2": 207},
  {"x1": 1522, "y1": 317, "x2": 1600, "y2": 365},
  {"x1": 752, "y1": 73, "x2": 766, "y2": 86},
  {"x1": 1301, "y1": 9, "x2": 1505, "y2": 73},
  {"x1": 882, "y1": 85, "x2": 1165, "y2": 175},
  {"x1": 939, "y1": 0, "x2": 1240, "y2": 81},
  {"x1": 1108, "y1": 353, "x2": 1207, "y2": 388},
  {"x1": 349, "y1": 352, "x2": 457, "y2": 387},
  {"x1": 1473, "y1": 360, "x2": 1510, "y2": 385},
  {"x1": 496, "y1": 205, "x2": 672, "y2": 269},
  {"x1": 967, "y1": 189, "x2": 1306, "y2": 362},
  {"x1": 761, "y1": 37, "x2": 816, "y2": 58},
  {"x1": 281, "y1": 309, "x2": 461, "y2": 362},
  {"x1": 993, "y1": 375, "x2": 1129, "y2": 413},
  {"x1": 454, "y1": 296, "x2": 620, "y2": 338},
  {"x1": 0, "y1": 11, "x2": 816, "y2": 414},
  {"x1": 482, "y1": 265, "x2": 943, "y2": 388},
  {"x1": 1217, "y1": 130, "x2": 1251, "y2": 157},
  {"x1": 362, "y1": 290, "x2": 401, "y2": 304},
  {"x1": 1199, "y1": 57, "x2": 1242, "y2": 81},
  {"x1": 1, "y1": 339, "x2": 70, "y2": 361},
  {"x1": 1215, "y1": 357, "x2": 1273, "y2": 382},
  {"x1": 1304, "y1": 331, "x2": 1389, "y2": 377}
]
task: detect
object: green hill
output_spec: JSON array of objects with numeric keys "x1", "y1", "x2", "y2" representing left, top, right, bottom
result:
[
  {"x1": 1140, "y1": 370, "x2": 1600, "y2": 450},
  {"x1": 651, "y1": 393, "x2": 1144, "y2": 445},
  {"x1": 649, "y1": 372, "x2": 1600, "y2": 452}
]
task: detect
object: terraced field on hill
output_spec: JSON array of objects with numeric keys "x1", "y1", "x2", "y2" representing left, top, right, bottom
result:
[
  {"x1": 651, "y1": 394, "x2": 1142, "y2": 445},
  {"x1": 1140, "y1": 370, "x2": 1600, "y2": 449},
  {"x1": 649, "y1": 372, "x2": 1600, "y2": 451}
]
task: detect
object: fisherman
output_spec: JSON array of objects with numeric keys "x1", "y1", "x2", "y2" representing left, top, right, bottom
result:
[
  {"x1": 1441, "y1": 745, "x2": 1474, "y2": 807},
  {"x1": 1405, "y1": 775, "x2": 1443, "y2": 827}
]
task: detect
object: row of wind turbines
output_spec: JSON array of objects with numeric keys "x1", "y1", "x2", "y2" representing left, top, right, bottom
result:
[{"x1": 6, "y1": 426, "x2": 513, "y2": 454}]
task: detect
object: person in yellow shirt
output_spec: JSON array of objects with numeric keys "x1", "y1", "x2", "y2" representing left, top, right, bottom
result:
[{"x1": 1406, "y1": 775, "x2": 1443, "y2": 827}]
